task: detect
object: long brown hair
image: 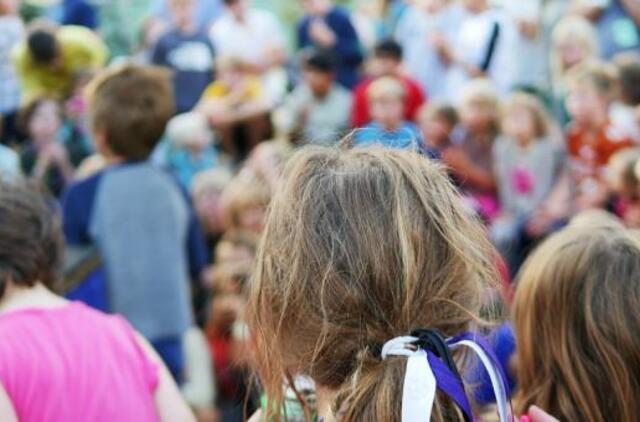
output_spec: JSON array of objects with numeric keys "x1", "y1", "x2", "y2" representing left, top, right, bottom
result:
[
  {"x1": 514, "y1": 227, "x2": 640, "y2": 421},
  {"x1": 247, "y1": 146, "x2": 499, "y2": 421}
]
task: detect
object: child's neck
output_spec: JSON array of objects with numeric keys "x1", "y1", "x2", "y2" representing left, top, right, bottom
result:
[
  {"x1": 381, "y1": 121, "x2": 403, "y2": 132},
  {"x1": 579, "y1": 112, "x2": 608, "y2": 132},
  {"x1": 177, "y1": 21, "x2": 197, "y2": 35},
  {"x1": 316, "y1": 384, "x2": 338, "y2": 422},
  {"x1": 515, "y1": 135, "x2": 534, "y2": 149},
  {"x1": 0, "y1": 283, "x2": 68, "y2": 316}
]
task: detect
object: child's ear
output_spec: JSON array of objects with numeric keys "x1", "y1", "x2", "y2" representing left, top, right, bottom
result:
[{"x1": 92, "y1": 129, "x2": 115, "y2": 159}]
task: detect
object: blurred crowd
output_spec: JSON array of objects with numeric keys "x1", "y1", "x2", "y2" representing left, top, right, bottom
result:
[{"x1": 0, "y1": 0, "x2": 640, "y2": 421}]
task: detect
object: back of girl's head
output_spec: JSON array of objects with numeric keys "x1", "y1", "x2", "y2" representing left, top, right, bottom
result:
[
  {"x1": 0, "y1": 181, "x2": 62, "y2": 299},
  {"x1": 248, "y1": 146, "x2": 499, "y2": 421},
  {"x1": 514, "y1": 227, "x2": 640, "y2": 422}
]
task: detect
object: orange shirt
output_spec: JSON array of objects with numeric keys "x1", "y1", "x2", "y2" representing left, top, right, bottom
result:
[{"x1": 567, "y1": 122, "x2": 634, "y2": 183}]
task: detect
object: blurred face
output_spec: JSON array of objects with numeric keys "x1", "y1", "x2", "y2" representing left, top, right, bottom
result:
[
  {"x1": 503, "y1": 106, "x2": 536, "y2": 145},
  {"x1": 461, "y1": 102, "x2": 494, "y2": 135},
  {"x1": 303, "y1": 69, "x2": 333, "y2": 97},
  {"x1": 417, "y1": 0, "x2": 446, "y2": 14},
  {"x1": 0, "y1": 0, "x2": 18, "y2": 15},
  {"x1": 239, "y1": 204, "x2": 266, "y2": 233},
  {"x1": 195, "y1": 190, "x2": 227, "y2": 235},
  {"x1": 184, "y1": 133, "x2": 210, "y2": 155},
  {"x1": 370, "y1": 96, "x2": 405, "y2": 129},
  {"x1": 28, "y1": 101, "x2": 62, "y2": 143},
  {"x1": 463, "y1": 0, "x2": 487, "y2": 13},
  {"x1": 419, "y1": 115, "x2": 452, "y2": 149},
  {"x1": 171, "y1": 1, "x2": 196, "y2": 28},
  {"x1": 372, "y1": 56, "x2": 401, "y2": 77},
  {"x1": 220, "y1": 68, "x2": 245, "y2": 89},
  {"x1": 559, "y1": 38, "x2": 588, "y2": 71},
  {"x1": 226, "y1": 0, "x2": 248, "y2": 19},
  {"x1": 566, "y1": 83, "x2": 608, "y2": 126},
  {"x1": 303, "y1": 0, "x2": 332, "y2": 15}
]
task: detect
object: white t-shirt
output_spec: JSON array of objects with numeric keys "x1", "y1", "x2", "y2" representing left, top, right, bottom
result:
[
  {"x1": 445, "y1": 8, "x2": 517, "y2": 102},
  {"x1": 395, "y1": 4, "x2": 465, "y2": 101},
  {"x1": 611, "y1": 102, "x2": 640, "y2": 144},
  {"x1": 500, "y1": 0, "x2": 549, "y2": 90},
  {"x1": 209, "y1": 9, "x2": 286, "y2": 67}
]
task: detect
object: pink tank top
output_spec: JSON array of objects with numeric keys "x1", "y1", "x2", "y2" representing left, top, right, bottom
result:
[{"x1": 0, "y1": 302, "x2": 159, "y2": 422}]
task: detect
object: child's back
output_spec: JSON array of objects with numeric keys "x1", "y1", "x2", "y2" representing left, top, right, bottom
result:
[
  {"x1": 90, "y1": 163, "x2": 193, "y2": 339},
  {"x1": 0, "y1": 302, "x2": 158, "y2": 422},
  {"x1": 62, "y1": 65, "x2": 207, "y2": 379}
]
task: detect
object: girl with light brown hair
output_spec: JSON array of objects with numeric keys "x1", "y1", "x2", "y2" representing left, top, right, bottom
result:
[
  {"x1": 514, "y1": 226, "x2": 640, "y2": 422},
  {"x1": 247, "y1": 146, "x2": 511, "y2": 422}
]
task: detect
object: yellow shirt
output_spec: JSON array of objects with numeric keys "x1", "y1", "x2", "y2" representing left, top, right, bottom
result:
[
  {"x1": 201, "y1": 78, "x2": 263, "y2": 102},
  {"x1": 12, "y1": 26, "x2": 108, "y2": 102}
]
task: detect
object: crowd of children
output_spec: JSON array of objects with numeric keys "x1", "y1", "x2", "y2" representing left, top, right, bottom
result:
[{"x1": 1, "y1": 0, "x2": 640, "y2": 421}]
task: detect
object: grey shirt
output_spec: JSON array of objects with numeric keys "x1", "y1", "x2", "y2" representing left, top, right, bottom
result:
[
  {"x1": 493, "y1": 136, "x2": 564, "y2": 218},
  {"x1": 280, "y1": 84, "x2": 352, "y2": 145},
  {"x1": 90, "y1": 163, "x2": 193, "y2": 340}
]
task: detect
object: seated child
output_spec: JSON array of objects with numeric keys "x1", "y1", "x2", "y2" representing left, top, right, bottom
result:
[
  {"x1": 445, "y1": 79, "x2": 500, "y2": 222},
  {"x1": 62, "y1": 65, "x2": 208, "y2": 382},
  {"x1": 278, "y1": 51, "x2": 352, "y2": 146},
  {"x1": 351, "y1": 39, "x2": 426, "y2": 127},
  {"x1": 247, "y1": 147, "x2": 511, "y2": 422},
  {"x1": 514, "y1": 225, "x2": 640, "y2": 421},
  {"x1": 198, "y1": 57, "x2": 272, "y2": 160},
  {"x1": 417, "y1": 102, "x2": 459, "y2": 160},
  {"x1": 353, "y1": 76, "x2": 429, "y2": 154},
  {"x1": 19, "y1": 97, "x2": 90, "y2": 196},
  {"x1": 165, "y1": 112, "x2": 218, "y2": 191},
  {"x1": 565, "y1": 61, "x2": 634, "y2": 211},
  {"x1": 491, "y1": 93, "x2": 564, "y2": 272}
]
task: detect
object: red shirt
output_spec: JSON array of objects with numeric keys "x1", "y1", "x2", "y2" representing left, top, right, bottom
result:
[{"x1": 351, "y1": 75, "x2": 426, "y2": 127}]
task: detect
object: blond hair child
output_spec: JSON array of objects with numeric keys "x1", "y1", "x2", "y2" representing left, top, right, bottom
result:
[
  {"x1": 491, "y1": 93, "x2": 563, "y2": 271},
  {"x1": 445, "y1": 79, "x2": 500, "y2": 222},
  {"x1": 165, "y1": 112, "x2": 218, "y2": 190},
  {"x1": 353, "y1": 77, "x2": 426, "y2": 154}
]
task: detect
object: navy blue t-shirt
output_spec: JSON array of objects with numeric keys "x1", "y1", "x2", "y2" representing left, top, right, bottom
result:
[
  {"x1": 152, "y1": 29, "x2": 216, "y2": 114},
  {"x1": 298, "y1": 7, "x2": 364, "y2": 90}
]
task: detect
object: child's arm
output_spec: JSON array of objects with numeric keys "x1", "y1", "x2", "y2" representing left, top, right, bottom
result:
[
  {"x1": 0, "y1": 383, "x2": 17, "y2": 422},
  {"x1": 443, "y1": 147, "x2": 497, "y2": 193},
  {"x1": 134, "y1": 334, "x2": 196, "y2": 422}
]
